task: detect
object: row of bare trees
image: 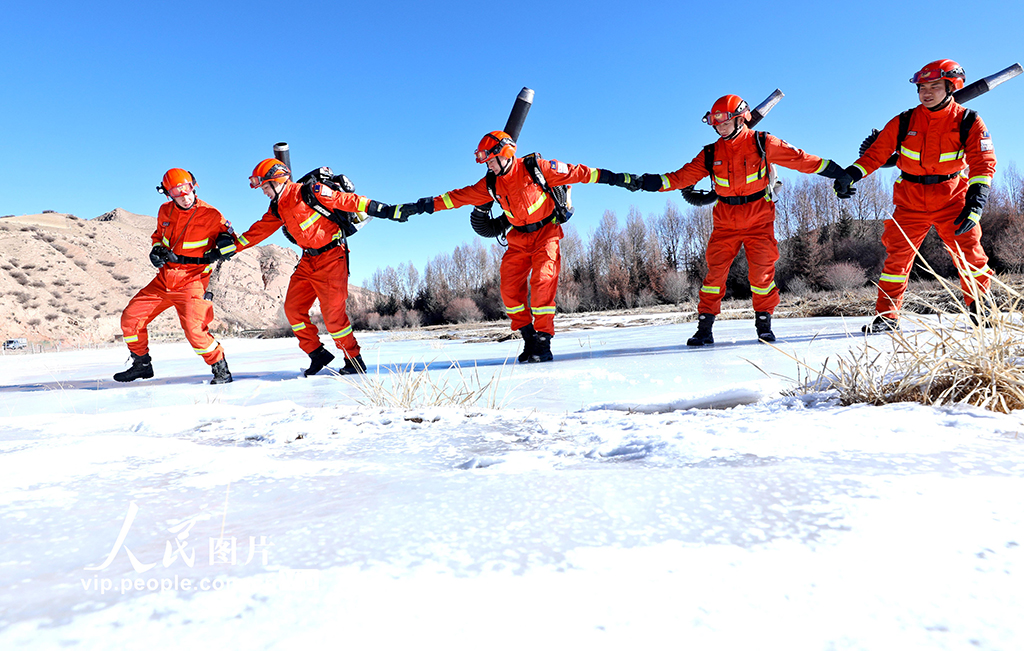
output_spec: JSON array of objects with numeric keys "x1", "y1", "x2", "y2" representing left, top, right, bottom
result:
[{"x1": 353, "y1": 164, "x2": 1024, "y2": 328}]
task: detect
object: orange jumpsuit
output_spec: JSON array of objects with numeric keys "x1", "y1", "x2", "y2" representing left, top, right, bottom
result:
[
  {"x1": 431, "y1": 156, "x2": 600, "y2": 334},
  {"x1": 653, "y1": 129, "x2": 829, "y2": 315},
  {"x1": 237, "y1": 181, "x2": 373, "y2": 359},
  {"x1": 853, "y1": 101, "x2": 996, "y2": 317},
  {"x1": 120, "y1": 198, "x2": 232, "y2": 365}
]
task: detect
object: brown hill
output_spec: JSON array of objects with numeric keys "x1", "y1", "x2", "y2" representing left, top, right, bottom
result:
[{"x1": 0, "y1": 209, "x2": 367, "y2": 348}]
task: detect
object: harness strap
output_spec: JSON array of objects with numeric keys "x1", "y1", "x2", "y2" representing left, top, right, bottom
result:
[
  {"x1": 900, "y1": 172, "x2": 959, "y2": 185},
  {"x1": 172, "y1": 255, "x2": 211, "y2": 265},
  {"x1": 716, "y1": 189, "x2": 768, "y2": 205},
  {"x1": 512, "y1": 214, "x2": 557, "y2": 233},
  {"x1": 302, "y1": 238, "x2": 343, "y2": 257}
]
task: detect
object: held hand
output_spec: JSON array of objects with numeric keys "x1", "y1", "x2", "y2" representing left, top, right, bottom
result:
[
  {"x1": 597, "y1": 170, "x2": 641, "y2": 192},
  {"x1": 832, "y1": 165, "x2": 863, "y2": 200},
  {"x1": 638, "y1": 173, "x2": 663, "y2": 192}
]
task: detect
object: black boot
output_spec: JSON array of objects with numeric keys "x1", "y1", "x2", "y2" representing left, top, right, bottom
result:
[
  {"x1": 687, "y1": 314, "x2": 715, "y2": 347},
  {"x1": 210, "y1": 359, "x2": 233, "y2": 384},
  {"x1": 528, "y1": 331, "x2": 554, "y2": 363},
  {"x1": 861, "y1": 315, "x2": 900, "y2": 334},
  {"x1": 113, "y1": 353, "x2": 153, "y2": 382},
  {"x1": 755, "y1": 312, "x2": 776, "y2": 343},
  {"x1": 967, "y1": 294, "x2": 995, "y2": 328},
  {"x1": 304, "y1": 345, "x2": 336, "y2": 376},
  {"x1": 517, "y1": 324, "x2": 537, "y2": 363},
  {"x1": 338, "y1": 354, "x2": 366, "y2": 375}
]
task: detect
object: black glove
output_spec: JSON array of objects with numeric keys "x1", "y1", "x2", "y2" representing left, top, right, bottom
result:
[
  {"x1": 411, "y1": 196, "x2": 435, "y2": 214},
  {"x1": 831, "y1": 164, "x2": 863, "y2": 199},
  {"x1": 638, "y1": 173, "x2": 664, "y2": 192},
  {"x1": 210, "y1": 233, "x2": 237, "y2": 261},
  {"x1": 596, "y1": 169, "x2": 640, "y2": 192},
  {"x1": 954, "y1": 183, "x2": 990, "y2": 235},
  {"x1": 149, "y1": 245, "x2": 174, "y2": 268}
]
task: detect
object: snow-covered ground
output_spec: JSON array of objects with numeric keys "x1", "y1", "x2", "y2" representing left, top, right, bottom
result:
[{"x1": 1, "y1": 316, "x2": 1022, "y2": 650}]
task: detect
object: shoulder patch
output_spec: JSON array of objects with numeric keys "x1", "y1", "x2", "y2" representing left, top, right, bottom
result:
[
  {"x1": 713, "y1": 160, "x2": 723, "y2": 166},
  {"x1": 161, "y1": 222, "x2": 170, "y2": 228},
  {"x1": 313, "y1": 182, "x2": 334, "y2": 198},
  {"x1": 908, "y1": 131, "x2": 917, "y2": 136},
  {"x1": 549, "y1": 160, "x2": 568, "y2": 175},
  {"x1": 778, "y1": 139, "x2": 797, "y2": 150},
  {"x1": 980, "y1": 137, "x2": 994, "y2": 152}
]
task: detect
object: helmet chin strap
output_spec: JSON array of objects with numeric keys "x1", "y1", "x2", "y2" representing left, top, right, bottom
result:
[
  {"x1": 723, "y1": 118, "x2": 745, "y2": 140},
  {"x1": 924, "y1": 82, "x2": 954, "y2": 111},
  {"x1": 496, "y1": 157, "x2": 513, "y2": 176}
]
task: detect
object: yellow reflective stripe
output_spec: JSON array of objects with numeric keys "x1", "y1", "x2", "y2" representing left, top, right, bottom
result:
[
  {"x1": 219, "y1": 243, "x2": 237, "y2": 254},
  {"x1": 161, "y1": 236, "x2": 170, "y2": 247},
  {"x1": 588, "y1": 169, "x2": 600, "y2": 183},
  {"x1": 290, "y1": 323, "x2": 306, "y2": 332},
  {"x1": 441, "y1": 193, "x2": 454, "y2": 209},
  {"x1": 745, "y1": 166, "x2": 766, "y2": 184},
  {"x1": 971, "y1": 265, "x2": 991, "y2": 278},
  {"x1": 969, "y1": 176, "x2": 991, "y2": 186},
  {"x1": 900, "y1": 146, "x2": 920, "y2": 161},
  {"x1": 203, "y1": 264, "x2": 214, "y2": 273},
  {"x1": 879, "y1": 273, "x2": 907, "y2": 284},
  {"x1": 298, "y1": 212, "x2": 321, "y2": 230},
  {"x1": 713, "y1": 175, "x2": 729, "y2": 188},
  {"x1": 193, "y1": 341, "x2": 219, "y2": 355},
  {"x1": 505, "y1": 304, "x2": 526, "y2": 315},
  {"x1": 938, "y1": 150, "x2": 965, "y2": 162},
  {"x1": 330, "y1": 325, "x2": 353, "y2": 339},
  {"x1": 123, "y1": 335, "x2": 139, "y2": 343},
  {"x1": 660, "y1": 174, "x2": 670, "y2": 190},
  {"x1": 237, "y1": 234, "x2": 250, "y2": 246},
  {"x1": 532, "y1": 306, "x2": 556, "y2": 315},
  {"x1": 356, "y1": 197, "x2": 368, "y2": 212},
  {"x1": 750, "y1": 281, "x2": 777, "y2": 295},
  {"x1": 504, "y1": 210, "x2": 513, "y2": 218},
  {"x1": 181, "y1": 238, "x2": 209, "y2": 249},
  {"x1": 700, "y1": 285, "x2": 721, "y2": 294},
  {"x1": 814, "y1": 159, "x2": 829, "y2": 174},
  {"x1": 853, "y1": 163, "x2": 867, "y2": 176},
  {"x1": 526, "y1": 193, "x2": 547, "y2": 215}
]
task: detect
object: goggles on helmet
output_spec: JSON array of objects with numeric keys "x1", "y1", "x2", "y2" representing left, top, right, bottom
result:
[
  {"x1": 166, "y1": 181, "x2": 195, "y2": 198},
  {"x1": 910, "y1": 66, "x2": 964, "y2": 84},
  {"x1": 249, "y1": 163, "x2": 288, "y2": 189},
  {"x1": 703, "y1": 104, "x2": 749, "y2": 126},
  {"x1": 475, "y1": 136, "x2": 514, "y2": 163}
]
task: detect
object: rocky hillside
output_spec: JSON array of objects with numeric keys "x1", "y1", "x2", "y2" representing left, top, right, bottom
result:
[{"x1": 0, "y1": 209, "x2": 365, "y2": 348}]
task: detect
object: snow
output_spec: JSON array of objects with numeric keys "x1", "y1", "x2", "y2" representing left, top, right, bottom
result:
[{"x1": 1, "y1": 316, "x2": 1022, "y2": 650}]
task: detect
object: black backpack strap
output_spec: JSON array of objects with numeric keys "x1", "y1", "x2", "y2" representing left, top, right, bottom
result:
[
  {"x1": 703, "y1": 143, "x2": 716, "y2": 175},
  {"x1": 523, "y1": 153, "x2": 572, "y2": 223},
  {"x1": 755, "y1": 132, "x2": 767, "y2": 160},
  {"x1": 895, "y1": 108, "x2": 915, "y2": 153},
  {"x1": 959, "y1": 109, "x2": 978, "y2": 149},
  {"x1": 485, "y1": 170, "x2": 498, "y2": 203}
]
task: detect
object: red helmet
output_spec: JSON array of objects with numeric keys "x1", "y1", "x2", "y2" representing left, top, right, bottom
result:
[
  {"x1": 703, "y1": 95, "x2": 751, "y2": 126},
  {"x1": 249, "y1": 158, "x2": 291, "y2": 188},
  {"x1": 474, "y1": 131, "x2": 516, "y2": 163},
  {"x1": 158, "y1": 168, "x2": 196, "y2": 197},
  {"x1": 910, "y1": 59, "x2": 965, "y2": 91}
]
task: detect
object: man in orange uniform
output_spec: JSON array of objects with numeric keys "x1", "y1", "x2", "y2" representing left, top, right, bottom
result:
[
  {"x1": 114, "y1": 169, "x2": 237, "y2": 384},
  {"x1": 238, "y1": 158, "x2": 396, "y2": 375},
  {"x1": 634, "y1": 95, "x2": 854, "y2": 345},
  {"x1": 379, "y1": 131, "x2": 638, "y2": 362},
  {"x1": 834, "y1": 60, "x2": 997, "y2": 333}
]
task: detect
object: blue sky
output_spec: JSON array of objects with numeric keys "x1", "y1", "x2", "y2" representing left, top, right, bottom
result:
[{"x1": 3, "y1": 0, "x2": 1023, "y2": 286}]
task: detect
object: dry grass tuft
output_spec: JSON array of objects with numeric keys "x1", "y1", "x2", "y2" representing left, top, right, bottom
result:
[
  {"x1": 338, "y1": 357, "x2": 523, "y2": 410},
  {"x1": 786, "y1": 244, "x2": 1024, "y2": 413}
]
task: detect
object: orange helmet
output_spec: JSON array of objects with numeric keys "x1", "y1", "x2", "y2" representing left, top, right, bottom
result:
[
  {"x1": 910, "y1": 59, "x2": 965, "y2": 91},
  {"x1": 158, "y1": 168, "x2": 196, "y2": 197},
  {"x1": 703, "y1": 95, "x2": 751, "y2": 126},
  {"x1": 474, "y1": 131, "x2": 516, "y2": 164},
  {"x1": 249, "y1": 158, "x2": 291, "y2": 189}
]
